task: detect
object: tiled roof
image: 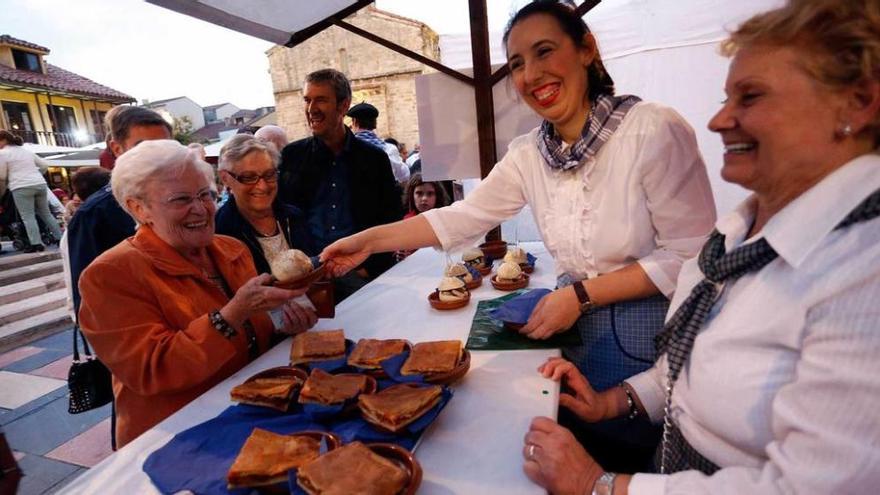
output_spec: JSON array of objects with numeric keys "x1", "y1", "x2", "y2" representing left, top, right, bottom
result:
[
  {"x1": 191, "y1": 121, "x2": 239, "y2": 141},
  {"x1": 230, "y1": 109, "x2": 257, "y2": 119},
  {"x1": 0, "y1": 35, "x2": 49, "y2": 54},
  {"x1": 0, "y1": 63, "x2": 134, "y2": 103}
]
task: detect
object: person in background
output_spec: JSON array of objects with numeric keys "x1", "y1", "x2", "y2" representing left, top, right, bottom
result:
[
  {"x1": 405, "y1": 143, "x2": 420, "y2": 171},
  {"x1": 347, "y1": 102, "x2": 410, "y2": 184},
  {"x1": 278, "y1": 68, "x2": 402, "y2": 301},
  {"x1": 215, "y1": 134, "x2": 318, "y2": 333},
  {"x1": 0, "y1": 130, "x2": 64, "y2": 252},
  {"x1": 60, "y1": 167, "x2": 111, "y2": 320},
  {"x1": 321, "y1": 0, "x2": 716, "y2": 471},
  {"x1": 254, "y1": 125, "x2": 288, "y2": 154},
  {"x1": 394, "y1": 173, "x2": 450, "y2": 261},
  {"x1": 79, "y1": 140, "x2": 307, "y2": 447},
  {"x1": 67, "y1": 106, "x2": 172, "y2": 314},
  {"x1": 523, "y1": 0, "x2": 880, "y2": 493},
  {"x1": 99, "y1": 135, "x2": 116, "y2": 171},
  {"x1": 384, "y1": 137, "x2": 407, "y2": 162}
]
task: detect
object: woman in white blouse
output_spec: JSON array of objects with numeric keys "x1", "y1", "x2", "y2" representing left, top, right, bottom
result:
[
  {"x1": 322, "y1": 1, "x2": 715, "y2": 467},
  {"x1": 523, "y1": 1, "x2": 880, "y2": 494}
]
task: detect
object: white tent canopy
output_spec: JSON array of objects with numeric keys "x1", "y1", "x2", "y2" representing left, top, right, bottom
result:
[{"x1": 148, "y1": 0, "x2": 783, "y2": 216}]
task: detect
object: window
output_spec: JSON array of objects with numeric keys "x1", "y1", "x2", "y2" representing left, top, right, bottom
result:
[
  {"x1": 1, "y1": 101, "x2": 36, "y2": 143},
  {"x1": 90, "y1": 109, "x2": 108, "y2": 140},
  {"x1": 47, "y1": 105, "x2": 78, "y2": 134},
  {"x1": 12, "y1": 49, "x2": 41, "y2": 73}
]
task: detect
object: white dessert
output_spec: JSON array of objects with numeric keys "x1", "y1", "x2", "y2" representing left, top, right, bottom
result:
[
  {"x1": 504, "y1": 247, "x2": 528, "y2": 265},
  {"x1": 496, "y1": 261, "x2": 523, "y2": 282},
  {"x1": 445, "y1": 263, "x2": 474, "y2": 283},
  {"x1": 437, "y1": 276, "x2": 469, "y2": 302},
  {"x1": 269, "y1": 249, "x2": 313, "y2": 282},
  {"x1": 462, "y1": 248, "x2": 486, "y2": 268}
]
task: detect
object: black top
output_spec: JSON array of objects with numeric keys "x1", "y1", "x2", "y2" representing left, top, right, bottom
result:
[
  {"x1": 278, "y1": 128, "x2": 402, "y2": 279},
  {"x1": 214, "y1": 195, "x2": 316, "y2": 276}
]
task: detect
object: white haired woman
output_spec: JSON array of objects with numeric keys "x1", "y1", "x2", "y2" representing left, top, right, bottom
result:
[
  {"x1": 215, "y1": 134, "x2": 318, "y2": 333},
  {"x1": 523, "y1": 1, "x2": 880, "y2": 493},
  {"x1": 78, "y1": 140, "x2": 307, "y2": 448}
]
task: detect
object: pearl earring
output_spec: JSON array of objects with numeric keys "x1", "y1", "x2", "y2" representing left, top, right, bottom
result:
[{"x1": 841, "y1": 123, "x2": 853, "y2": 136}]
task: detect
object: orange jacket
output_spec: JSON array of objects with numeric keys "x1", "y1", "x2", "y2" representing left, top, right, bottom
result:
[{"x1": 78, "y1": 226, "x2": 274, "y2": 447}]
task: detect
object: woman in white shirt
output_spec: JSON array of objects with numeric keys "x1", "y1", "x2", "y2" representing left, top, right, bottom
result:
[
  {"x1": 323, "y1": 1, "x2": 715, "y2": 469},
  {"x1": 0, "y1": 130, "x2": 63, "y2": 252},
  {"x1": 523, "y1": 1, "x2": 880, "y2": 493}
]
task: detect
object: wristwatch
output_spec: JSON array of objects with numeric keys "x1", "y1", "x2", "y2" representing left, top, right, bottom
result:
[
  {"x1": 572, "y1": 281, "x2": 595, "y2": 314},
  {"x1": 592, "y1": 471, "x2": 617, "y2": 495}
]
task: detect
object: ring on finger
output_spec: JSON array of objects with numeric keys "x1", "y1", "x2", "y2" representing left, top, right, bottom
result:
[{"x1": 527, "y1": 444, "x2": 537, "y2": 460}]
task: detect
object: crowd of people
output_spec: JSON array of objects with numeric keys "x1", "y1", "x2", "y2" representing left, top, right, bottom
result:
[{"x1": 1, "y1": 0, "x2": 878, "y2": 493}]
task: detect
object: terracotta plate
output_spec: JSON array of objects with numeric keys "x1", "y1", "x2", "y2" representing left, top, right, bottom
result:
[
  {"x1": 366, "y1": 443, "x2": 423, "y2": 495},
  {"x1": 464, "y1": 273, "x2": 483, "y2": 290},
  {"x1": 479, "y1": 240, "x2": 508, "y2": 260},
  {"x1": 427, "y1": 290, "x2": 470, "y2": 310},
  {"x1": 423, "y1": 349, "x2": 471, "y2": 385},
  {"x1": 490, "y1": 273, "x2": 530, "y2": 291}
]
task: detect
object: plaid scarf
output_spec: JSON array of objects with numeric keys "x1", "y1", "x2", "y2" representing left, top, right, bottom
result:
[
  {"x1": 536, "y1": 93, "x2": 641, "y2": 171},
  {"x1": 655, "y1": 186, "x2": 880, "y2": 474},
  {"x1": 354, "y1": 129, "x2": 387, "y2": 151}
]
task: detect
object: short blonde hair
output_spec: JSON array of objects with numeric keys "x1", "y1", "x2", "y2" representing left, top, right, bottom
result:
[
  {"x1": 218, "y1": 134, "x2": 280, "y2": 172},
  {"x1": 723, "y1": 0, "x2": 880, "y2": 146},
  {"x1": 111, "y1": 139, "x2": 215, "y2": 216}
]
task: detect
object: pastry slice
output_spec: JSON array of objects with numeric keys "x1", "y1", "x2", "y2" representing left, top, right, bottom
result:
[
  {"x1": 297, "y1": 441, "x2": 408, "y2": 495},
  {"x1": 230, "y1": 376, "x2": 302, "y2": 411},
  {"x1": 227, "y1": 428, "x2": 321, "y2": 489},
  {"x1": 290, "y1": 329, "x2": 346, "y2": 365},
  {"x1": 358, "y1": 383, "x2": 442, "y2": 433},
  {"x1": 347, "y1": 339, "x2": 408, "y2": 370},
  {"x1": 400, "y1": 340, "x2": 462, "y2": 375},
  {"x1": 298, "y1": 368, "x2": 370, "y2": 406}
]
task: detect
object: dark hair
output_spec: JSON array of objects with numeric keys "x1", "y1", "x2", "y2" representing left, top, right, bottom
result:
[
  {"x1": 71, "y1": 166, "x2": 111, "y2": 201},
  {"x1": 384, "y1": 137, "x2": 399, "y2": 147},
  {"x1": 305, "y1": 68, "x2": 352, "y2": 104},
  {"x1": 405, "y1": 173, "x2": 450, "y2": 213},
  {"x1": 502, "y1": 0, "x2": 615, "y2": 101},
  {"x1": 110, "y1": 106, "x2": 172, "y2": 144},
  {"x1": 353, "y1": 116, "x2": 377, "y2": 130},
  {"x1": 0, "y1": 130, "x2": 24, "y2": 146}
]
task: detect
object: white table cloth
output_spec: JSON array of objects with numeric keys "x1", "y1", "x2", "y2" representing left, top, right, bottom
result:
[{"x1": 59, "y1": 242, "x2": 561, "y2": 494}]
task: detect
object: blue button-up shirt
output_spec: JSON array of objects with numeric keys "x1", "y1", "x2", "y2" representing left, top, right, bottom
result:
[{"x1": 307, "y1": 134, "x2": 356, "y2": 251}]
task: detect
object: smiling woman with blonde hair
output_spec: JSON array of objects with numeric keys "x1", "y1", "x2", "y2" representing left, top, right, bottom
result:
[
  {"x1": 78, "y1": 139, "x2": 307, "y2": 447},
  {"x1": 522, "y1": 1, "x2": 880, "y2": 493}
]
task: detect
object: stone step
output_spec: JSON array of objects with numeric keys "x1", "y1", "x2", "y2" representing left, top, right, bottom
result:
[
  {"x1": 0, "y1": 288, "x2": 68, "y2": 326},
  {"x1": 0, "y1": 259, "x2": 63, "y2": 286},
  {"x1": 0, "y1": 249, "x2": 61, "y2": 271},
  {"x1": 0, "y1": 273, "x2": 67, "y2": 305},
  {"x1": 0, "y1": 307, "x2": 72, "y2": 353}
]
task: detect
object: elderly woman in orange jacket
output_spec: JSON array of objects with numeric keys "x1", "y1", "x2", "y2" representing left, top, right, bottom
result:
[{"x1": 79, "y1": 140, "x2": 306, "y2": 448}]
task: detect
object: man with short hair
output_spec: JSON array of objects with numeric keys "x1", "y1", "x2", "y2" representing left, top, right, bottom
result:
[
  {"x1": 67, "y1": 106, "x2": 172, "y2": 313},
  {"x1": 254, "y1": 125, "x2": 288, "y2": 153},
  {"x1": 347, "y1": 102, "x2": 409, "y2": 184},
  {"x1": 279, "y1": 69, "x2": 402, "y2": 299}
]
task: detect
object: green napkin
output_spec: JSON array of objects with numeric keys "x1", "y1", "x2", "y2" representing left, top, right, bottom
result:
[{"x1": 466, "y1": 290, "x2": 582, "y2": 350}]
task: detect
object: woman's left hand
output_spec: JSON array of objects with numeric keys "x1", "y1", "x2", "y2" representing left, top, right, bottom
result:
[
  {"x1": 521, "y1": 286, "x2": 581, "y2": 339},
  {"x1": 522, "y1": 417, "x2": 603, "y2": 495},
  {"x1": 277, "y1": 300, "x2": 317, "y2": 335}
]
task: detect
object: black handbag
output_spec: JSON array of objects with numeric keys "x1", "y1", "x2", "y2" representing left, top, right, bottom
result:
[{"x1": 68, "y1": 324, "x2": 113, "y2": 414}]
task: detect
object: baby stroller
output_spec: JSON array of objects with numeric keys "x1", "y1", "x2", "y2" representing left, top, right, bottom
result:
[{"x1": 0, "y1": 191, "x2": 57, "y2": 252}]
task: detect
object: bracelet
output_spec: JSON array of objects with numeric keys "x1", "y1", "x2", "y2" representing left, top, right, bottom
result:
[
  {"x1": 209, "y1": 310, "x2": 237, "y2": 339},
  {"x1": 620, "y1": 382, "x2": 639, "y2": 420},
  {"x1": 591, "y1": 471, "x2": 617, "y2": 495}
]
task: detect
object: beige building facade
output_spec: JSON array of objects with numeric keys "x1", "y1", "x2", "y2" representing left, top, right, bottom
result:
[{"x1": 267, "y1": 6, "x2": 439, "y2": 150}]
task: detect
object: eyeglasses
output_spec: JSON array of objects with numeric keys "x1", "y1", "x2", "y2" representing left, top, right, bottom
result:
[
  {"x1": 225, "y1": 169, "x2": 279, "y2": 185},
  {"x1": 164, "y1": 188, "x2": 218, "y2": 209}
]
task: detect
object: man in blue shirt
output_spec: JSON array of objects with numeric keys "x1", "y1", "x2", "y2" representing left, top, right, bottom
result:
[
  {"x1": 279, "y1": 69, "x2": 402, "y2": 300},
  {"x1": 67, "y1": 106, "x2": 172, "y2": 313}
]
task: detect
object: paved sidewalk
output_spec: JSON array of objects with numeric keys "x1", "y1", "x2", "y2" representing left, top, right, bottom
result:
[{"x1": 0, "y1": 327, "x2": 112, "y2": 494}]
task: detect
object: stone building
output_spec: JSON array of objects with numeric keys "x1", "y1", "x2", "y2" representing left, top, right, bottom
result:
[{"x1": 267, "y1": 6, "x2": 440, "y2": 149}]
